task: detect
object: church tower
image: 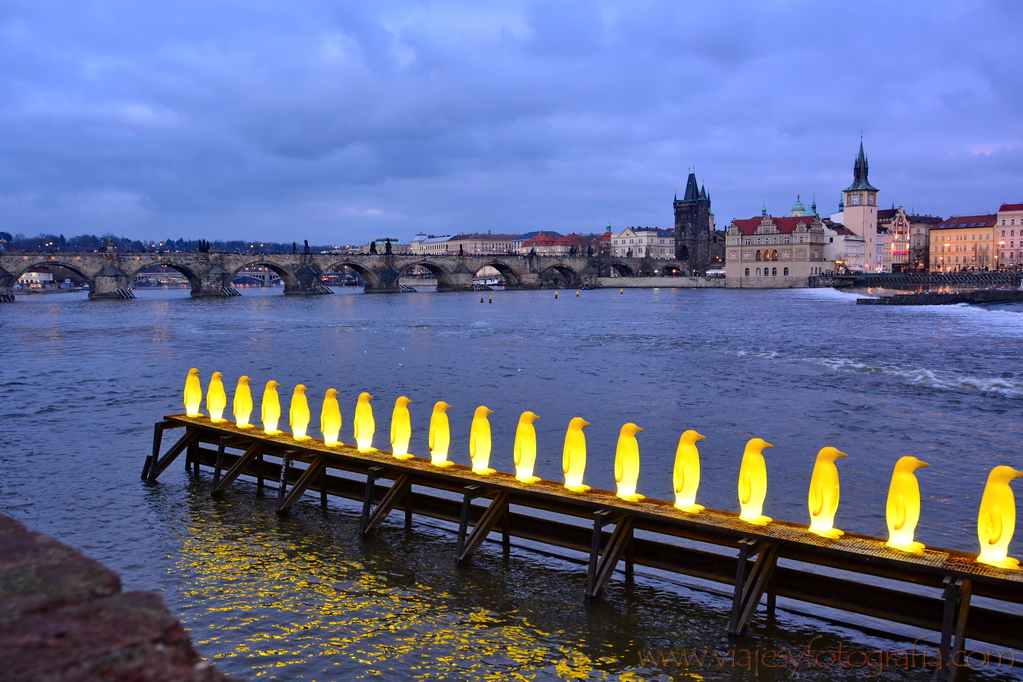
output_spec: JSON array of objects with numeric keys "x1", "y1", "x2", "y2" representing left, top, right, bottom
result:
[
  {"x1": 674, "y1": 171, "x2": 712, "y2": 274},
  {"x1": 842, "y1": 141, "x2": 879, "y2": 271}
]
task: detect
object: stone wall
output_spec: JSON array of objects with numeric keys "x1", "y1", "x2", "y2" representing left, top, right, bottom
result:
[
  {"x1": 0, "y1": 514, "x2": 240, "y2": 682},
  {"x1": 597, "y1": 276, "x2": 726, "y2": 288}
]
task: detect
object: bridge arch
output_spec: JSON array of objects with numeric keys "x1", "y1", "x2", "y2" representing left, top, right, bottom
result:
[
  {"x1": 604, "y1": 261, "x2": 635, "y2": 277},
  {"x1": 124, "y1": 260, "x2": 204, "y2": 294},
  {"x1": 10, "y1": 259, "x2": 94, "y2": 287},
  {"x1": 394, "y1": 260, "x2": 456, "y2": 291},
  {"x1": 472, "y1": 260, "x2": 521, "y2": 288},
  {"x1": 229, "y1": 260, "x2": 301, "y2": 292},
  {"x1": 320, "y1": 259, "x2": 383, "y2": 291},
  {"x1": 539, "y1": 263, "x2": 582, "y2": 288}
]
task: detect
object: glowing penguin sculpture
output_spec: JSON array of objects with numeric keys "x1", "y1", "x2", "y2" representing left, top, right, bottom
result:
[
  {"x1": 289, "y1": 384, "x2": 311, "y2": 440},
  {"x1": 183, "y1": 368, "x2": 203, "y2": 417},
  {"x1": 673, "y1": 430, "x2": 706, "y2": 512},
  {"x1": 885, "y1": 456, "x2": 930, "y2": 555},
  {"x1": 206, "y1": 372, "x2": 228, "y2": 422},
  {"x1": 469, "y1": 406, "x2": 495, "y2": 475},
  {"x1": 614, "y1": 423, "x2": 645, "y2": 502},
  {"x1": 738, "y1": 438, "x2": 773, "y2": 525},
  {"x1": 807, "y1": 447, "x2": 848, "y2": 539},
  {"x1": 320, "y1": 388, "x2": 342, "y2": 446},
  {"x1": 513, "y1": 411, "x2": 541, "y2": 483},
  {"x1": 353, "y1": 392, "x2": 375, "y2": 452},
  {"x1": 977, "y1": 466, "x2": 1023, "y2": 569},
  {"x1": 562, "y1": 417, "x2": 591, "y2": 492},
  {"x1": 233, "y1": 376, "x2": 254, "y2": 428},
  {"x1": 261, "y1": 380, "x2": 282, "y2": 435},
  {"x1": 390, "y1": 396, "x2": 414, "y2": 459},
  {"x1": 429, "y1": 401, "x2": 454, "y2": 467}
]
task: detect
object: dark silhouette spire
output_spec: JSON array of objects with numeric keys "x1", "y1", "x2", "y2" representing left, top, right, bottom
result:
[
  {"x1": 682, "y1": 173, "x2": 700, "y2": 202},
  {"x1": 845, "y1": 139, "x2": 877, "y2": 191}
]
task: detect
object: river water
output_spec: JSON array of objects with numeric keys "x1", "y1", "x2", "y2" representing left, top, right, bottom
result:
[{"x1": 2, "y1": 286, "x2": 1022, "y2": 681}]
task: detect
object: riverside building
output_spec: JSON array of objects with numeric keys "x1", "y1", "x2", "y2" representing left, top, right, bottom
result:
[
  {"x1": 725, "y1": 212, "x2": 833, "y2": 287},
  {"x1": 996, "y1": 203, "x2": 1023, "y2": 270},
  {"x1": 928, "y1": 215, "x2": 997, "y2": 272}
]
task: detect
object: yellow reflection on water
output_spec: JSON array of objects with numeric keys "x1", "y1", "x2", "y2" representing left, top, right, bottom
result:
[{"x1": 174, "y1": 508, "x2": 628, "y2": 680}]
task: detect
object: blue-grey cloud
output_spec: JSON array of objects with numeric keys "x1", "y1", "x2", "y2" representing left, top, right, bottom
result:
[{"x1": 1, "y1": 0, "x2": 1021, "y2": 243}]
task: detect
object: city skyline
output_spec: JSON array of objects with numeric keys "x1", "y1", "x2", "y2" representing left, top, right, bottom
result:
[{"x1": 1, "y1": 2, "x2": 1021, "y2": 243}]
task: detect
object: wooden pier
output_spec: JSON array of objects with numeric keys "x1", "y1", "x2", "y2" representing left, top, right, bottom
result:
[{"x1": 144, "y1": 416, "x2": 1023, "y2": 680}]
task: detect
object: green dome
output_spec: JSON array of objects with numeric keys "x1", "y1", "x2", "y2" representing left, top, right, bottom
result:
[{"x1": 792, "y1": 196, "x2": 806, "y2": 212}]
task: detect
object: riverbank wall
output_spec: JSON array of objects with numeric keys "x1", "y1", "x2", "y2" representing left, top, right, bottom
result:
[
  {"x1": 0, "y1": 514, "x2": 238, "y2": 682},
  {"x1": 597, "y1": 276, "x2": 725, "y2": 288}
]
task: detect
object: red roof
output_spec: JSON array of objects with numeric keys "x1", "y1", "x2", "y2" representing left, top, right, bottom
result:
[
  {"x1": 730, "y1": 216, "x2": 820, "y2": 235},
  {"x1": 999, "y1": 203, "x2": 1023, "y2": 212},
  {"x1": 934, "y1": 214, "x2": 996, "y2": 230},
  {"x1": 827, "y1": 224, "x2": 857, "y2": 236}
]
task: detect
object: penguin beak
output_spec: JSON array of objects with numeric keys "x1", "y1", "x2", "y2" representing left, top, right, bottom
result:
[
  {"x1": 762, "y1": 441, "x2": 774, "y2": 449},
  {"x1": 635, "y1": 427, "x2": 644, "y2": 433},
  {"x1": 1013, "y1": 469, "x2": 1023, "y2": 480},
  {"x1": 581, "y1": 420, "x2": 591, "y2": 427},
  {"x1": 835, "y1": 450, "x2": 848, "y2": 459},
  {"x1": 694, "y1": 432, "x2": 706, "y2": 441}
]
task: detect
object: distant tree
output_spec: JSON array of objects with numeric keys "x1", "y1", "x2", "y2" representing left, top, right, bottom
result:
[{"x1": 0, "y1": 231, "x2": 12, "y2": 242}]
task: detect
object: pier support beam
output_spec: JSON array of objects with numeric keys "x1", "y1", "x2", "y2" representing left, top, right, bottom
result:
[
  {"x1": 360, "y1": 468, "x2": 412, "y2": 535},
  {"x1": 585, "y1": 511, "x2": 635, "y2": 600},
  {"x1": 142, "y1": 424, "x2": 193, "y2": 481},
  {"x1": 456, "y1": 487, "x2": 510, "y2": 563},
  {"x1": 212, "y1": 441, "x2": 263, "y2": 496},
  {"x1": 727, "y1": 538, "x2": 779, "y2": 637},
  {"x1": 277, "y1": 455, "x2": 326, "y2": 514},
  {"x1": 936, "y1": 577, "x2": 972, "y2": 682}
]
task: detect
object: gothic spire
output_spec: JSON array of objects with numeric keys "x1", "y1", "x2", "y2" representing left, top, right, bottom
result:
[
  {"x1": 845, "y1": 139, "x2": 878, "y2": 191},
  {"x1": 682, "y1": 173, "x2": 700, "y2": 202}
]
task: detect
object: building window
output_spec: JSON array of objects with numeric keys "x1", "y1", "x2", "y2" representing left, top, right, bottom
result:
[
  {"x1": 756, "y1": 268, "x2": 761, "y2": 276},
  {"x1": 783, "y1": 267, "x2": 789, "y2": 276},
  {"x1": 745, "y1": 268, "x2": 750, "y2": 276},
  {"x1": 772, "y1": 267, "x2": 777, "y2": 276}
]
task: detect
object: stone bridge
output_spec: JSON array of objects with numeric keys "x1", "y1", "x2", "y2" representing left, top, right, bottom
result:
[{"x1": 0, "y1": 250, "x2": 686, "y2": 300}]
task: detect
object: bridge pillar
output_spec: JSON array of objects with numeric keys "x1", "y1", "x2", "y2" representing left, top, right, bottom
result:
[
  {"x1": 438, "y1": 264, "x2": 475, "y2": 292},
  {"x1": 191, "y1": 266, "x2": 237, "y2": 297},
  {"x1": 0, "y1": 266, "x2": 14, "y2": 302},
  {"x1": 506, "y1": 272, "x2": 540, "y2": 290},
  {"x1": 283, "y1": 264, "x2": 331, "y2": 296},
  {"x1": 89, "y1": 265, "x2": 133, "y2": 300},
  {"x1": 363, "y1": 266, "x2": 401, "y2": 294}
]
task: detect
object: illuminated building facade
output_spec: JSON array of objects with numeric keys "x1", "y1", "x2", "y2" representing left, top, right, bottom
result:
[{"x1": 928, "y1": 215, "x2": 997, "y2": 272}]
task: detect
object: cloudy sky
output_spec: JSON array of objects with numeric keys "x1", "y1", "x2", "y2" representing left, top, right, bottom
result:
[{"x1": 1, "y1": 1, "x2": 1021, "y2": 244}]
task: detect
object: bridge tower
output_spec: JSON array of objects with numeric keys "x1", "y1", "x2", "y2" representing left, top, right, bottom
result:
[{"x1": 673, "y1": 171, "x2": 712, "y2": 275}]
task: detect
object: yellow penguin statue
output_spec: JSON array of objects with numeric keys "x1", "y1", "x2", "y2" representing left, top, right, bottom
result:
[
  {"x1": 353, "y1": 392, "x2": 375, "y2": 451},
  {"x1": 183, "y1": 368, "x2": 203, "y2": 417},
  {"x1": 977, "y1": 465, "x2": 1023, "y2": 569},
  {"x1": 206, "y1": 372, "x2": 228, "y2": 422},
  {"x1": 563, "y1": 417, "x2": 591, "y2": 492},
  {"x1": 807, "y1": 446, "x2": 848, "y2": 539},
  {"x1": 469, "y1": 406, "x2": 495, "y2": 475},
  {"x1": 320, "y1": 388, "x2": 342, "y2": 446},
  {"x1": 261, "y1": 380, "x2": 282, "y2": 435},
  {"x1": 289, "y1": 384, "x2": 311, "y2": 440},
  {"x1": 673, "y1": 430, "x2": 706, "y2": 512},
  {"x1": 738, "y1": 437, "x2": 773, "y2": 525},
  {"x1": 390, "y1": 396, "x2": 414, "y2": 459},
  {"x1": 233, "y1": 375, "x2": 254, "y2": 428},
  {"x1": 513, "y1": 411, "x2": 541, "y2": 483},
  {"x1": 429, "y1": 401, "x2": 454, "y2": 467},
  {"x1": 885, "y1": 456, "x2": 930, "y2": 555},
  {"x1": 614, "y1": 423, "x2": 645, "y2": 502}
]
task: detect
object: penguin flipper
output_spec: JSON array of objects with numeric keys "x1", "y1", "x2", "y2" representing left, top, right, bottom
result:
[
  {"x1": 674, "y1": 467, "x2": 685, "y2": 494},
  {"x1": 893, "y1": 493, "x2": 907, "y2": 531},
  {"x1": 810, "y1": 484, "x2": 825, "y2": 517},
  {"x1": 989, "y1": 503, "x2": 1003, "y2": 545},
  {"x1": 614, "y1": 455, "x2": 623, "y2": 484},
  {"x1": 739, "y1": 469, "x2": 752, "y2": 505}
]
